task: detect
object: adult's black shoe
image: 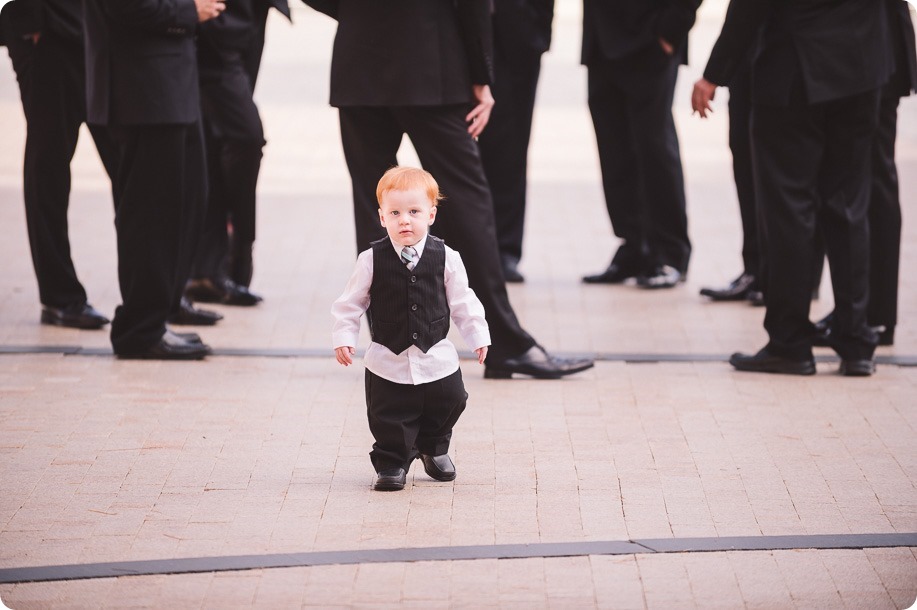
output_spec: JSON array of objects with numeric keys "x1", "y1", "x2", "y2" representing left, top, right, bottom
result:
[
  {"x1": 168, "y1": 297, "x2": 223, "y2": 326},
  {"x1": 501, "y1": 255, "x2": 524, "y2": 283},
  {"x1": 729, "y1": 348, "x2": 816, "y2": 376},
  {"x1": 185, "y1": 277, "x2": 263, "y2": 306},
  {"x1": 699, "y1": 273, "x2": 756, "y2": 301},
  {"x1": 420, "y1": 454, "x2": 456, "y2": 481},
  {"x1": 116, "y1": 330, "x2": 210, "y2": 360},
  {"x1": 812, "y1": 312, "x2": 834, "y2": 347},
  {"x1": 373, "y1": 468, "x2": 407, "y2": 491},
  {"x1": 484, "y1": 345, "x2": 594, "y2": 379},
  {"x1": 637, "y1": 265, "x2": 683, "y2": 289},
  {"x1": 40, "y1": 303, "x2": 109, "y2": 330},
  {"x1": 582, "y1": 263, "x2": 640, "y2": 284},
  {"x1": 839, "y1": 359, "x2": 875, "y2": 377},
  {"x1": 876, "y1": 326, "x2": 894, "y2": 346}
]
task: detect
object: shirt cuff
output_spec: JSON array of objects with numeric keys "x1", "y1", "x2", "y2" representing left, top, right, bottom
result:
[{"x1": 332, "y1": 331, "x2": 359, "y2": 349}]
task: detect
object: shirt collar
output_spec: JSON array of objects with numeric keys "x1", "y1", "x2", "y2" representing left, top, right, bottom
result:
[{"x1": 391, "y1": 233, "x2": 428, "y2": 259}]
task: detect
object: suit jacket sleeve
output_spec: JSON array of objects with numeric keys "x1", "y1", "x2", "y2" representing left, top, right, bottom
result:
[
  {"x1": 654, "y1": 0, "x2": 702, "y2": 49},
  {"x1": 703, "y1": 0, "x2": 772, "y2": 86},
  {"x1": 101, "y1": 0, "x2": 198, "y2": 36},
  {"x1": 455, "y1": 0, "x2": 495, "y2": 85},
  {"x1": 0, "y1": 0, "x2": 44, "y2": 42},
  {"x1": 300, "y1": 0, "x2": 338, "y2": 19}
]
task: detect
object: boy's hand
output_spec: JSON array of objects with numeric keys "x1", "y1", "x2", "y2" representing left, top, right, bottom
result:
[
  {"x1": 475, "y1": 346, "x2": 488, "y2": 365},
  {"x1": 335, "y1": 346, "x2": 355, "y2": 366}
]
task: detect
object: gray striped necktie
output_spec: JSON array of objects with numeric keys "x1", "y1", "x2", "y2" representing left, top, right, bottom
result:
[{"x1": 400, "y1": 246, "x2": 417, "y2": 270}]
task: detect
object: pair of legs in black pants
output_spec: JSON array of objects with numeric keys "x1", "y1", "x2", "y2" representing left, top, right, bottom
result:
[{"x1": 4, "y1": 28, "x2": 117, "y2": 311}]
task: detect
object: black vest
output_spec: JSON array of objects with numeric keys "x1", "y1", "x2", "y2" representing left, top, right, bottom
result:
[{"x1": 368, "y1": 237, "x2": 450, "y2": 354}]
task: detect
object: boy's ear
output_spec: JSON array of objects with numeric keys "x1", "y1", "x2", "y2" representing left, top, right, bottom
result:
[
  {"x1": 429, "y1": 206, "x2": 437, "y2": 225},
  {"x1": 378, "y1": 208, "x2": 385, "y2": 226}
]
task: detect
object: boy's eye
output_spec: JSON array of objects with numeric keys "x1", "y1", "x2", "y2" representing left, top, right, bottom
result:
[{"x1": 390, "y1": 210, "x2": 399, "y2": 216}]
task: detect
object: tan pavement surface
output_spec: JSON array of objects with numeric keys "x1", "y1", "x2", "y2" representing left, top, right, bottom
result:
[{"x1": 1, "y1": 1, "x2": 916, "y2": 608}]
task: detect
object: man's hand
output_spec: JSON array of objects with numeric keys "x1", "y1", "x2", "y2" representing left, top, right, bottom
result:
[
  {"x1": 475, "y1": 346, "x2": 488, "y2": 365},
  {"x1": 466, "y1": 84, "x2": 495, "y2": 140},
  {"x1": 195, "y1": 0, "x2": 225, "y2": 23},
  {"x1": 659, "y1": 37, "x2": 674, "y2": 56},
  {"x1": 691, "y1": 78, "x2": 718, "y2": 118},
  {"x1": 334, "y1": 346, "x2": 355, "y2": 366}
]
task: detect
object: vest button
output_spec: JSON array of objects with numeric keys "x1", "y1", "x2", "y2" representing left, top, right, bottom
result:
[
  {"x1": 411, "y1": 304, "x2": 418, "y2": 311},
  {"x1": 412, "y1": 332, "x2": 418, "y2": 340},
  {"x1": 410, "y1": 276, "x2": 416, "y2": 283}
]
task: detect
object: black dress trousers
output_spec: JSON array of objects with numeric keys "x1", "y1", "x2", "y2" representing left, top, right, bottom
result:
[
  {"x1": 753, "y1": 88, "x2": 881, "y2": 361},
  {"x1": 365, "y1": 368, "x2": 467, "y2": 473},
  {"x1": 4, "y1": 28, "x2": 117, "y2": 309},
  {"x1": 108, "y1": 122, "x2": 206, "y2": 354},
  {"x1": 587, "y1": 45, "x2": 691, "y2": 274}
]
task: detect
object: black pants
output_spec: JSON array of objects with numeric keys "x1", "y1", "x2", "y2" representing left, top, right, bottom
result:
[
  {"x1": 867, "y1": 90, "x2": 902, "y2": 331},
  {"x1": 752, "y1": 88, "x2": 880, "y2": 361},
  {"x1": 365, "y1": 368, "x2": 467, "y2": 473},
  {"x1": 108, "y1": 122, "x2": 206, "y2": 354},
  {"x1": 4, "y1": 28, "x2": 118, "y2": 309},
  {"x1": 587, "y1": 45, "x2": 691, "y2": 274},
  {"x1": 478, "y1": 42, "x2": 543, "y2": 264},
  {"x1": 194, "y1": 62, "x2": 265, "y2": 283},
  {"x1": 727, "y1": 64, "x2": 760, "y2": 280},
  {"x1": 338, "y1": 105, "x2": 536, "y2": 363}
]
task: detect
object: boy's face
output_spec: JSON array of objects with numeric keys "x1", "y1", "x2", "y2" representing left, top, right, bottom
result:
[{"x1": 378, "y1": 187, "x2": 437, "y2": 247}]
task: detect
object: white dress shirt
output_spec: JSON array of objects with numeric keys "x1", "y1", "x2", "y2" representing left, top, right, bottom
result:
[{"x1": 331, "y1": 235, "x2": 491, "y2": 385}]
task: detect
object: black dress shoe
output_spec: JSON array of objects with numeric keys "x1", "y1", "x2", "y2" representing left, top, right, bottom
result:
[
  {"x1": 501, "y1": 255, "x2": 524, "y2": 283},
  {"x1": 839, "y1": 359, "x2": 875, "y2": 377},
  {"x1": 729, "y1": 348, "x2": 816, "y2": 376},
  {"x1": 373, "y1": 468, "x2": 407, "y2": 491},
  {"x1": 185, "y1": 277, "x2": 263, "y2": 306},
  {"x1": 747, "y1": 290, "x2": 765, "y2": 307},
  {"x1": 40, "y1": 303, "x2": 109, "y2": 330},
  {"x1": 117, "y1": 330, "x2": 210, "y2": 360},
  {"x1": 484, "y1": 345, "x2": 594, "y2": 379},
  {"x1": 812, "y1": 312, "x2": 834, "y2": 347},
  {"x1": 876, "y1": 326, "x2": 894, "y2": 347},
  {"x1": 637, "y1": 265, "x2": 683, "y2": 289},
  {"x1": 699, "y1": 273, "x2": 756, "y2": 301},
  {"x1": 168, "y1": 297, "x2": 223, "y2": 326},
  {"x1": 582, "y1": 263, "x2": 639, "y2": 284},
  {"x1": 420, "y1": 454, "x2": 456, "y2": 481}
]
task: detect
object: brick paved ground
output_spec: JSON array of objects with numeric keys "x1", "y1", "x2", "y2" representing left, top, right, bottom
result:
[{"x1": 1, "y1": 1, "x2": 916, "y2": 608}]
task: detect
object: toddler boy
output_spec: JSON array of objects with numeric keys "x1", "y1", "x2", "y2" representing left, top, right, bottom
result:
[{"x1": 332, "y1": 166, "x2": 490, "y2": 491}]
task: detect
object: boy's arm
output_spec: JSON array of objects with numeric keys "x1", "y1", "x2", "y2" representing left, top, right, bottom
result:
[
  {"x1": 331, "y1": 249, "x2": 373, "y2": 363},
  {"x1": 443, "y1": 247, "x2": 491, "y2": 355}
]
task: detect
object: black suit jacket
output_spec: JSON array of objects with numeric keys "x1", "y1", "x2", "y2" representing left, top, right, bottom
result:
[
  {"x1": 302, "y1": 0, "x2": 494, "y2": 107},
  {"x1": 493, "y1": 0, "x2": 554, "y2": 59},
  {"x1": 888, "y1": 1, "x2": 917, "y2": 97},
  {"x1": 581, "y1": 0, "x2": 701, "y2": 65},
  {"x1": 83, "y1": 0, "x2": 201, "y2": 125},
  {"x1": 198, "y1": 0, "x2": 289, "y2": 71},
  {"x1": 1, "y1": 0, "x2": 82, "y2": 44},
  {"x1": 704, "y1": 0, "x2": 894, "y2": 106}
]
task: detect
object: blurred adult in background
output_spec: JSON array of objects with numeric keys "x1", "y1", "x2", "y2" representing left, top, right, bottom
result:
[
  {"x1": 814, "y1": 0, "x2": 917, "y2": 348},
  {"x1": 184, "y1": 0, "x2": 290, "y2": 307},
  {"x1": 1, "y1": 0, "x2": 118, "y2": 329},
  {"x1": 301, "y1": 0, "x2": 594, "y2": 380},
  {"x1": 84, "y1": 0, "x2": 225, "y2": 359},
  {"x1": 581, "y1": 0, "x2": 701, "y2": 289},
  {"x1": 693, "y1": 0, "x2": 893, "y2": 376},
  {"x1": 477, "y1": 0, "x2": 554, "y2": 283}
]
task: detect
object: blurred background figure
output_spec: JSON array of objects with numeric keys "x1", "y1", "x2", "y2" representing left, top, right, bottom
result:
[
  {"x1": 814, "y1": 0, "x2": 917, "y2": 348},
  {"x1": 477, "y1": 0, "x2": 554, "y2": 284},
  {"x1": 0, "y1": 0, "x2": 118, "y2": 329},
  {"x1": 184, "y1": 0, "x2": 290, "y2": 307},
  {"x1": 581, "y1": 0, "x2": 701, "y2": 290},
  {"x1": 694, "y1": 0, "x2": 893, "y2": 376},
  {"x1": 83, "y1": 0, "x2": 225, "y2": 359}
]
